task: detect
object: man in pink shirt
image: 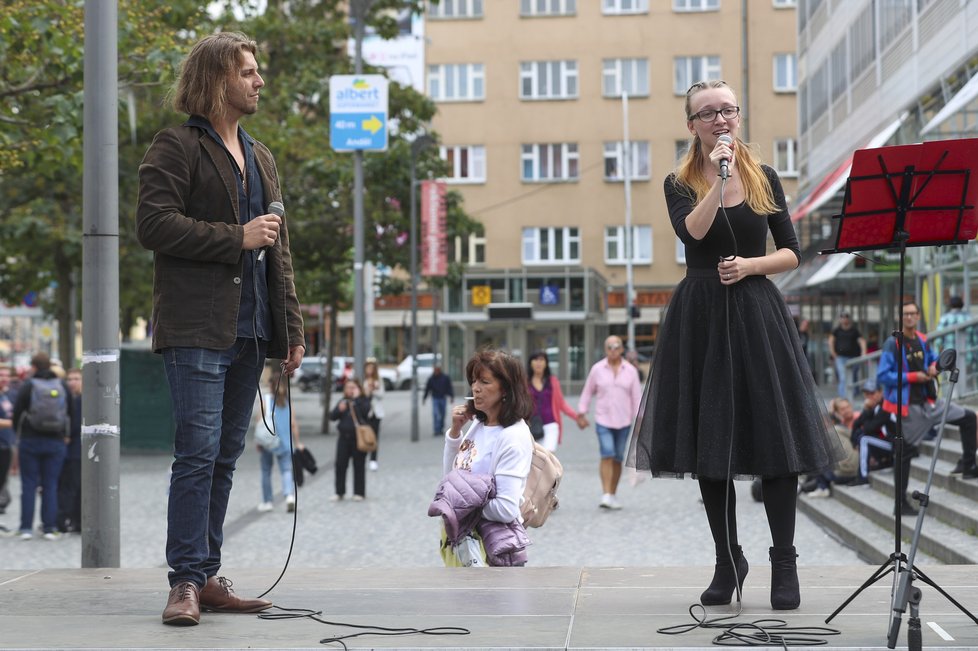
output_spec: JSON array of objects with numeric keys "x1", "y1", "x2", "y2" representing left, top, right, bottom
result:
[{"x1": 577, "y1": 335, "x2": 643, "y2": 510}]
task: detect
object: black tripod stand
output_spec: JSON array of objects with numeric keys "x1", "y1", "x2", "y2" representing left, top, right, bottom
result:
[{"x1": 818, "y1": 139, "x2": 978, "y2": 647}]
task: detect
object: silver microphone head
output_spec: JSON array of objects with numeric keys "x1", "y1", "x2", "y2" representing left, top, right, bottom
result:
[
  {"x1": 268, "y1": 201, "x2": 285, "y2": 217},
  {"x1": 717, "y1": 134, "x2": 733, "y2": 146}
]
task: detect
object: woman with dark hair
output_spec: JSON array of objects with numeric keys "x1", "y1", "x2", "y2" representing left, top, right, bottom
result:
[
  {"x1": 439, "y1": 350, "x2": 534, "y2": 563},
  {"x1": 329, "y1": 379, "x2": 371, "y2": 502},
  {"x1": 526, "y1": 351, "x2": 578, "y2": 452},
  {"x1": 628, "y1": 80, "x2": 844, "y2": 611}
]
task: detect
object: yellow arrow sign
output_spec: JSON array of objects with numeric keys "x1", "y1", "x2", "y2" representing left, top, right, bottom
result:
[{"x1": 362, "y1": 115, "x2": 382, "y2": 134}]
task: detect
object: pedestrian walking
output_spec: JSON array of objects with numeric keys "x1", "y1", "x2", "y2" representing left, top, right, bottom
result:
[
  {"x1": 829, "y1": 312, "x2": 866, "y2": 398},
  {"x1": 57, "y1": 368, "x2": 82, "y2": 533},
  {"x1": 577, "y1": 335, "x2": 642, "y2": 510},
  {"x1": 526, "y1": 350, "x2": 577, "y2": 452},
  {"x1": 329, "y1": 379, "x2": 371, "y2": 501},
  {"x1": 256, "y1": 372, "x2": 298, "y2": 512},
  {"x1": 0, "y1": 365, "x2": 15, "y2": 518},
  {"x1": 362, "y1": 359, "x2": 384, "y2": 471},
  {"x1": 423, "y1": 366, "x2": 454, "y2": 436},
  {"x1": 628, "y1": 80, "x2": 845, "y2": 611},
  {"x1": 136, "y1": 31, "x2": 304, "y2": 626}
]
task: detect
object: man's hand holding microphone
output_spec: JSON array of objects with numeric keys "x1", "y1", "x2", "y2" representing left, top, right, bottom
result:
[{"x1": 242, "y1": 201, "x2": 284, "y2": 260}]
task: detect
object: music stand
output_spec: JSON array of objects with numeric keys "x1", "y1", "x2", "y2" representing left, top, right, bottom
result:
[{"x1": 818, "y1": 139, "x2": 978, "y2": 647}]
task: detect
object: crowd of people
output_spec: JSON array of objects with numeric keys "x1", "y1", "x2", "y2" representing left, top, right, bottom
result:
[{"x1": 0, "y1": 353, "x2": 83, "y2": 540}]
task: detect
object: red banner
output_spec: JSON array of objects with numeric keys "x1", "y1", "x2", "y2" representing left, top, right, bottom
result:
[{"x1": 420, "y1": 180, "x2": 448, "y2": 276}]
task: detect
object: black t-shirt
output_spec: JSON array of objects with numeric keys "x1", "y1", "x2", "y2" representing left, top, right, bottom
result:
[
  {"x1": 832, "y1": 326, "x2": 862, "y2": 357},
  {"x1": 903, "y1": 336, "x2": 929, "y2": 404}
]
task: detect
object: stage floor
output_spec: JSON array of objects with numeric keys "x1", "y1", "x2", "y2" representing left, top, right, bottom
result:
[{"x1": 2, "y1": 565, "x2": 976, "y2": 650}]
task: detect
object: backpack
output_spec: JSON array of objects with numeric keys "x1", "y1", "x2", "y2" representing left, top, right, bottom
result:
[
  {"x1": 25, "y1": 377, "x2": 69, "y2": 434},
  {"x1": 521, "y1": 442, "x2": 563, "y2": 528}
]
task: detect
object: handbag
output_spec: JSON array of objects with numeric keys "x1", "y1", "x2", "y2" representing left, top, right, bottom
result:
[
  {"x1": 521, "y1": 440, "x2": 563, "y2": 528},
  {"x1": 350, "y1": 402, "x2": 377, "y2": 453},
  {"x1": 254, "y1": 395, "x2": 282, "y2": 452}
]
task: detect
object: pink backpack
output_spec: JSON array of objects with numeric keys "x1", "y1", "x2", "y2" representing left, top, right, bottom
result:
[{"x1": 521, "y1": 442, "x2": 563, "y2": 528}]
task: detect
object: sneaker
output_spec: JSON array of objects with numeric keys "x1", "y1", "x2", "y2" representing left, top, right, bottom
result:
[
  {"x1": 42, "y1": 532, "x2": 60, "y2": 541},
  {"x1": 285, "y1": 495, "x2": 296, "y2": 512},
  {"x1": 257, "y1": 501, "x2": 273, "y2": 512},
  {"x1": 606, "y1": 495, "x2": 623, "y2": 510},
  {"x1": 329, "y1": 494, "x2": 343, "y2": 502},
  {"x1": 807, "y1": 487, "x2": 831, "y2": 498},
  {"x1": 20, "y1": 531, "x2": 33, "y2": 541},
  {"x1": 352, "y1": 495, "x2": 365, "y2": 502},
  {"x1": 368, "y1": 460, "x2": 378, "y2": 472},
  {"x1": 599, "y1": 494, "x2": 613, "y2": 509}
]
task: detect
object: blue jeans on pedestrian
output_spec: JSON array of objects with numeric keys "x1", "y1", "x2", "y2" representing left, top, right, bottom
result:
[
  {"x1": 595, "y1": 424, "x2": 630, "y2": 462},
  {"x1": 835, "y1": 356, "x2": 857, "y2": 398},
  {"x1": 260, "y1": 446, "x2": 294, "y2": 504},
  {"x1": 432, "y1": 396, "x2": 447, "y2": 435},
  {"x1": 162, "y1": 338, "x2": 266, "y2": 588},
  {"x1": 18, "y1": 436, "x2": 67, "y2": 534}
]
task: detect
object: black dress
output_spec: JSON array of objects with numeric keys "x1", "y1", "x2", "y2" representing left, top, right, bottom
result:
[{"x1": 628, "y1": 166, "x2": 845, "y2": 480}]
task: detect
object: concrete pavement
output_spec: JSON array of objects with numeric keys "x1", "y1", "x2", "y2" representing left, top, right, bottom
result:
[{"x1": 0, "y1": 386, "x2": 863, "y2": 570}]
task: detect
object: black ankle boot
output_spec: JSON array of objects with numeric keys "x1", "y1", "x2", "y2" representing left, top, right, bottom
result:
[
  {"x1": 701, "y1": 545, "x2": 749, "y2": 606},
  {"x1": 769, "y1": 546, "x2": 800, "y2": 610}
]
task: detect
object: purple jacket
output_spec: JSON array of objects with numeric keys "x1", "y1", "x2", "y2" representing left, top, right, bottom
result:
[{"x1": 428, "y1": 470, "x2": 530, "y2": 567}]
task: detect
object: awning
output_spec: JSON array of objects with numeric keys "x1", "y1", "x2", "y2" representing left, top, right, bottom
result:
[
  {"x1": 790, "y1": 112, "x2": 909, "y2": 223},
  {"x1": 920, "y1": 73, "x2": 978, "y2": 135},
  {"x1": 805, "y1": 252, "x2": 853, "y2": 287}
]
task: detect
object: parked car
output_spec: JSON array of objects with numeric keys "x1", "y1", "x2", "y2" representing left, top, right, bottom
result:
[
  {"x1": 297, "y1": 356, "x2": 396, "y2": 392},
  {"x1": 296, "y1": 356, "x2": 331, "y2": 393},
  {"x1": 395, "y1": 353, "x2": 442, "y2": 390}
]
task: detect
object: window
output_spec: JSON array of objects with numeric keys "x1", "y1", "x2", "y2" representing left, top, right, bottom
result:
[
  {"x1": 427, "y1": 0, "x2": 483, "y2": 18},
  {"x1": 520, "y1": 60, "x2": 578, "y2": 100},
  {"x1": 830, "y1": 39, "x2": 847, "y2": 103},
  {"x1": 773, "y1": 139, "x2": 798, "y2": 177},
  {"x1": 440, "y1": 145, "x2": 486, "y2": 183},
  {"x1": 521, "y1": 0, "x2": 576, "y2": 16},
  {"x1": 603, "y1": 0, "x2": 649, "y2": 13},
  {"x1": 605, "y1": 225, "x2": 652, "y2": 264},
  {"x1": 673, "y1": 0, "x2": 719, "y2": 11},
  {"x1": 676, "y1": 237, "x2": 687, "y2": 264},
  {"x1": 521, "y1": 143, "x2": 579, "y2": 182},
  {"x1": 453, "y1": 234, "x2": 486, "y2": 265},
  {"x1": 602, "y1": 58, "x2": 650, "y2": 97},
  {"x1": 603, "y1": 141, "x2": 650, "y2": 180},
  {"x1": 428, "y1": 64, "x2": 484, "y2": 101},
  {"x1": 773, "y1": 53, "x2": 797, "y2": 92},
  {"x1": 522, "y1": 227, "x2": 580, "y2": 264},
  {"x1": 675, "y1": 139, "x2": 690, "y2": 163},
  {"x1": 849, "y1": 5, "x2": 875, "y2": 79},
  {"x1": 773, "y1": 0, "x2": 796, "y2": 7},
  {"x1": 674, "y1": 56, "x2": 721, "y2": 94}
]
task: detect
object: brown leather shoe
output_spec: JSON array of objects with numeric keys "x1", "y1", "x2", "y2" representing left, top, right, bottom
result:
[
  {"x1": 199, "y1": 576, "x2": 272, "y2": 613},
  {"x1": 162, "y1": 582, "x2": 200, "y2": 626}
]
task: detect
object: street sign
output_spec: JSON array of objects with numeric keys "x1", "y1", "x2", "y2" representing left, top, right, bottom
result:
[{"x1": 329, "y1": 74, "x2": 389, "y2": 151}]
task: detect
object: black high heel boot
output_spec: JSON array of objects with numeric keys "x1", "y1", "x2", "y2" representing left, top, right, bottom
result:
[
  {"x1": 769, "y1": 545, "x2": 800, "y2": 610},
  {"x1": 701, "y1": 545, "x2": 749, "y2": 606}
]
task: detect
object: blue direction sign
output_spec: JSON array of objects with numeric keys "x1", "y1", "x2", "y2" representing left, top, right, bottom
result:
[{"x1": 329, "y1": 75, "x2": 389, "y2": 151}]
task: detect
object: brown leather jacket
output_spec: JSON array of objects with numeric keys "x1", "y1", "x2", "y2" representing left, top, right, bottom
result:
[{"x1": 136, "y1": 124, "x2": 303, "y2": 359}]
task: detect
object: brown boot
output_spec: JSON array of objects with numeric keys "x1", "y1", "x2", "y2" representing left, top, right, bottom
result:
[
  {"x1": 199, "y1": 576, "x2": 272, "y2": 613},
  {"x1": 162, "y1": 582, "x2": 200, "y2": 626}
]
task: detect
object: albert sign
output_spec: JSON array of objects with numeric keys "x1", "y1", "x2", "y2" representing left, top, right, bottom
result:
[{"x1": 329, "y1": 74, "x2": 388, "y2": 151}]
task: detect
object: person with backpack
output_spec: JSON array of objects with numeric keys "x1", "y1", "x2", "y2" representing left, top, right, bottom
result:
[{"x1": 12, "y1": 352, "x2": 70, "y2": 540}]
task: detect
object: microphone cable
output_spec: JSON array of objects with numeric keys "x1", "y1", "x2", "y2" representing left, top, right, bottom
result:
[
  {"x1": 657, "y1": 171, "x2": 841, "y2": 647},
  {"x1": 247, "y1": 244, "x2": 471, "y2": 645}
]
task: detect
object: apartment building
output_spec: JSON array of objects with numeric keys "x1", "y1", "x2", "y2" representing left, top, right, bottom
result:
[{"x1": 419, "y1": 0, "x2": 798, "y2": 384}]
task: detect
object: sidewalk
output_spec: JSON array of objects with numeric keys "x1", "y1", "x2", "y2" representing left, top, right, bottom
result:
[{"x1": 0, "y1": 387, "x2": 862, "y2": 570}]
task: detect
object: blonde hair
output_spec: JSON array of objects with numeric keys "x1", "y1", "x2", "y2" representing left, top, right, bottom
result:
[
  {"x1": 171, "y1": 32, "x2": 258, "y2": 120},
  {"x1": 675, "y1": 80, "x2": 779, "y2": 215}
]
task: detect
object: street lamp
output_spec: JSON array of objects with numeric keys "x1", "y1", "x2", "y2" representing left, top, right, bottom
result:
[{"x1": 409, "y1": 134, "x2": 435, "y2": 443}]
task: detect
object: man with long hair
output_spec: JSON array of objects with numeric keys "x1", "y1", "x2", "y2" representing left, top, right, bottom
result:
[{"x1": 136, "y1": 32, "x2": 304, "y2": 626}]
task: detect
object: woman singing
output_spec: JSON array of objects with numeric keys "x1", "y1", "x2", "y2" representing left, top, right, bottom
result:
[{"x1": 628, "y1": 81, "x2": 844, "y2": 610}]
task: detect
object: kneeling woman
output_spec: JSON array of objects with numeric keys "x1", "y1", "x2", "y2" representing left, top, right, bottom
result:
[{"x1": 432, "y1": 349, "x2": 534, "y2": 566}]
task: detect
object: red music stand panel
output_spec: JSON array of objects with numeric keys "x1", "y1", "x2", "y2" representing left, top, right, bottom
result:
[{"x1": 829, "y1": 138, "x2": 978, "y2": 253}]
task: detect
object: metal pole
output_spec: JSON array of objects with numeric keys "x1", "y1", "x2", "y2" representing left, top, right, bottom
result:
[
  {"x1": 409, "y1": 153, "x2": 419, "y2": 442},
  {"x1": 352, "y1": 3, "x2": 368, "y2": 380},
  {"x1": 623, "y1": 92, "x2": 635, "y2": 351},
  {"x1": 81, "y1": 0, "x2": 120, "y2": 568}
]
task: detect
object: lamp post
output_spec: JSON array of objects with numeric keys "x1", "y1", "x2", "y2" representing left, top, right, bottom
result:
[{"x1": 409, "y1": 134, "x2": 435, "y2": 443}]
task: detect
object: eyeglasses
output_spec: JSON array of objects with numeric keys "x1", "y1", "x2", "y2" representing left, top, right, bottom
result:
[
  {"x1": 903, "y1": 311, "x2": 919, "y2": 317},
  {"x1": 688, "y1": 106, "x2": 740, "y2": 122},
  {"x1": 606, "y1": 344, "x2": 622, "y2": 350}
]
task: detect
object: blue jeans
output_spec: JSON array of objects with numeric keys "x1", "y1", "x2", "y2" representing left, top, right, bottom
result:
[
  {"x1": 163, "y1": 338, "x2": 266, "y2": 588},
  {"x1": 18, "y1": 436, "x2": 66, "y2": 534},
  {"x1": 595, "y1": 424, "x2": 631, "y2": 462},
  {"x1": 431, "y1": 396, "x2": 447, "y2": 435},
  {"x1": 834, "y1": 356, "x2": 857, "y2": 398},
  {"x1": 260, "y1": 446, "x2": 294, "y2": 503}
]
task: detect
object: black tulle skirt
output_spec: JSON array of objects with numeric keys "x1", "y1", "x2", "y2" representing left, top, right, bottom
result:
[{"x1": 628, "y1": 269, "x2": 846, "y2": 481}]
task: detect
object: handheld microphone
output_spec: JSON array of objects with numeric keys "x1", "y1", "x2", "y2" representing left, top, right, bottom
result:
[
  {"x1": 258, "y1": 201, "x2": 284, "y2": 262},
  {"x1": 717, "y1": 134, "x2": 732, "y2": 180}
]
